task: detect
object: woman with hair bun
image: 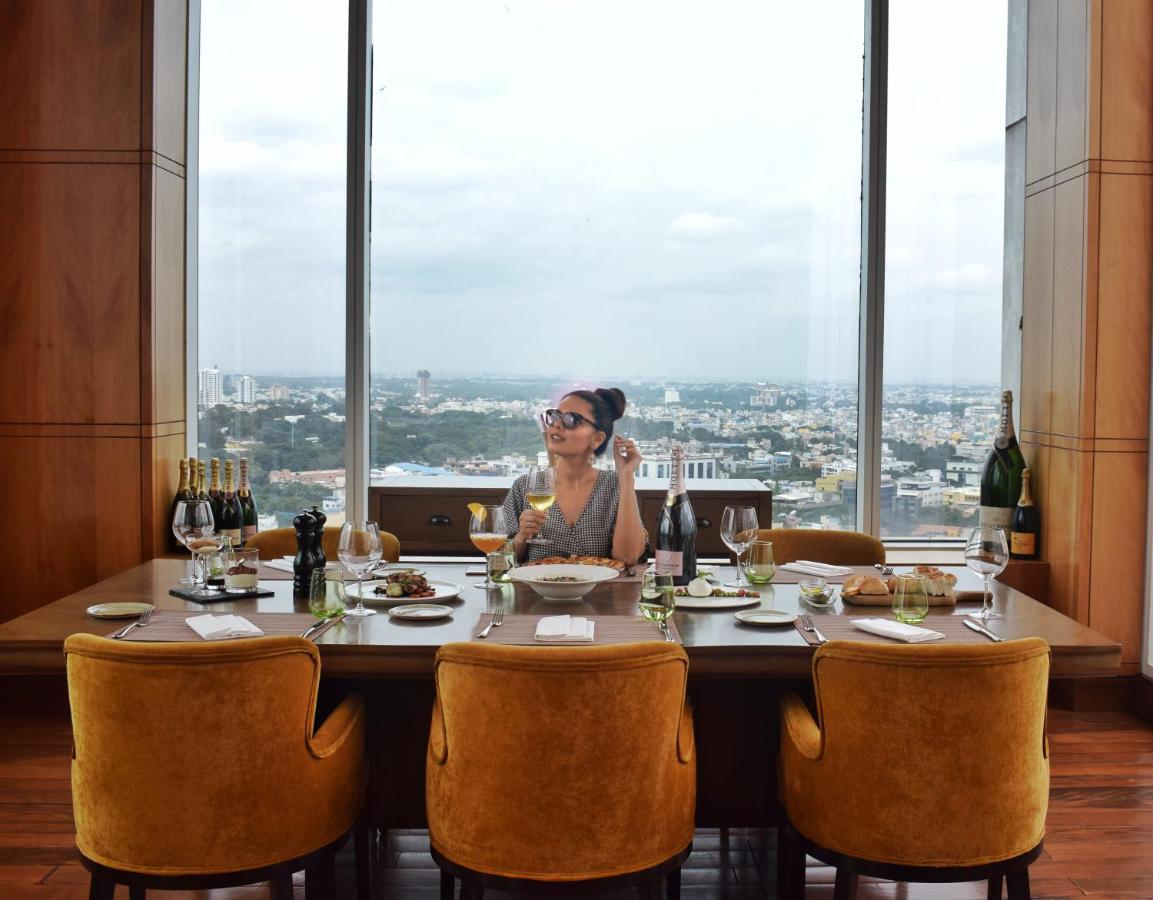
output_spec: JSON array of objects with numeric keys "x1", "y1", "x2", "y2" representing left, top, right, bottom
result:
[{"x1": 501, "y1": 387, "x2": 647, "y2": 564}]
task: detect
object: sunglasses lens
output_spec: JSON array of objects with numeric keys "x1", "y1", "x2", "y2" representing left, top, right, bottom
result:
[{"x1": 563, "y1": 413, "x2": 582, "y2": 429}]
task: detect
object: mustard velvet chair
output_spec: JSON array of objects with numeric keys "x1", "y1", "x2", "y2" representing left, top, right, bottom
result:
[
  {"x1": 64, "y1": 634, "x2": 369, "y2": 899},
  {"x1": 427, "y1": 642, "x2": 696, "y2": 898},
  {"x1": 778, "y1": 638, "x2": 1050, "y2": 900},
  {"x1": 754, "y1": 528, "x2": 885, "y2": 566},
  {"x1": 247, "y1": 525, "x2": 401, "y2": 564}
]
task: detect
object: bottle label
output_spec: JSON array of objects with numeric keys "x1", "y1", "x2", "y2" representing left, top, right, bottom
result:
[
  {"x1": 979, "y1": 506, "x2": 1012, "y2": 528},
  {"x1": 655, "y1": 549, "x2": 683, "y2": 577},
  {"x1": 222, "y1": 528, "x2": 242, "y2": 542},
  {"x1": 1011, "y1": 532, "x2": 1036, "y2": 556},
  {"x1": 242, "y1": 524, "x2": 258, "y2": 541}
]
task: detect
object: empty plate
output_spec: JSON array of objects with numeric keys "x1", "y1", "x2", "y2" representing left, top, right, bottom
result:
[
  {"x1": 87, "y1": 602, "x2": 154, "y2": 619},
  {"x1": 388, "y1": 604, "x2": 453, "y2": 621},
  {"x1": 733, "y1": 609, "x2": 798, "y2": 626}
]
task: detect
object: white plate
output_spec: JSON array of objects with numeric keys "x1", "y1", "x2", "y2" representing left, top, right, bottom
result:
[
  {"x1": 348, "y1": 579, "x2": 464, "y2": 604},
  {"x1": 87, "y1": 602, "x2": 154, "y2": 619},
  {"x1": 388, "y1": 604, "x2": 453, "y2": 620},
  {"x1": 674, "y1": 594, "x2": 762, "y2": 610},
  {"x1": 734, "y1": 608, "x2": 798, "y2": 626}
]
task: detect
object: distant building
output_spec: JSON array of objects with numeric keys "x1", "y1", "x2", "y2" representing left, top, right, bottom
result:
[
  {"x1": 197, "y1": 367, "x2": 222, "y2": 408},
  {"x1": 946, "y1": 455, "x2": 983, "y2": 487},
  {"x1": 269, "y1": 384, "x2": 290, "y2": 402},
  {"x1": 417, "y1": 369, "x2": 431, "y2": 402},
  {"x1": 750, "y1": 383, "x2": 781, "y2": 407},
  {"x1": 235, "y1": 375, "x2": 256, "y2": 405},
  {"x1": 663, "y1": 388, "x2": 680, "y2": 404}
]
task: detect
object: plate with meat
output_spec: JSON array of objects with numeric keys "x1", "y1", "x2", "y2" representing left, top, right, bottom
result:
[{"x1": 348, "y1": 571, "x2": 465, "y2": 604}]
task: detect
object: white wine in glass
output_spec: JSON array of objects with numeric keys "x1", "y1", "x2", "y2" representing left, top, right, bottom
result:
[{"x1": 524, "y1": 465, "x2": 556, "y2": 545}]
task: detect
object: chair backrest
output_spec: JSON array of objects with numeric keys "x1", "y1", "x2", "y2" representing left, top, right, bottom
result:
[
  {"x1": 247, "y1": 526, "x2": 401, "y2": 563},
  {"x1": 754, "y1": 528, "x2": 885, "y2": 565},
  {"x1": 427, "y1": 642, "x2": 695, "y2": 880},
  {"x1": 796, "y1": 638, "x2": 1050, "y2": 865},
  {"x1": 65, "y1": 634, "x2": 329, "y2": 873}
]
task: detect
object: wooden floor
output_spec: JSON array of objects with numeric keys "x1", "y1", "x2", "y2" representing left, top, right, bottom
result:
[{"x1": 3, "y1": 679, "x2": 1152, "y2": 898}]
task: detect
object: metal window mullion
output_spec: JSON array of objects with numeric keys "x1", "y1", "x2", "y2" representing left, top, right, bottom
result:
[
  {"x1": 345, "y1": 0, "x2": 372, "y2": 523},
  {"x1": 185, "y1": 0, "x2": 202, "y2": 458},
  {"x1": 857, "y1": 0, "x2": 888, "y2": 537}
]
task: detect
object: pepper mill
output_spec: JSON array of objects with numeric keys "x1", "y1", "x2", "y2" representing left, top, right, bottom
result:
[
  {"x1": 310, "y1": 505, "x2": 328, "y2": 570},
  {"x1": 292, "y1": 508, "x2": 319, "y2": 598}
]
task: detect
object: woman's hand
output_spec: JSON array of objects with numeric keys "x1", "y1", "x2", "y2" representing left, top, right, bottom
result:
[
  {"x1": 613, "y1": 435, "x2": 642, "y2": 478},
  {"x1": 517, "y1": 508, "x2": 548, "y2": 541}
]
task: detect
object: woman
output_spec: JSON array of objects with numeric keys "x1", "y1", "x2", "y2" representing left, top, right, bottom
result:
[{"x1": 502, "y1": 387, "x2": 647, "y2": 564}]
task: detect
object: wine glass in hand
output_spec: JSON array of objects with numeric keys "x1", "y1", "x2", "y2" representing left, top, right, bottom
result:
[
  {"x1": 171, "y1": 499, "x2": 215, "y2": 586},
  {"x1": 964, "y1": 525, "x2": 1009, "y2": 619},
  {"x1": 524, "y1": 466, "x2": 556, "y2": 545},
  {"x1": 470, "y1": 506, "x2": 510, "y2": 588},
  {"x1": 720, "y1": 506, "x2": 759, "y2": 587},
  {"x1": 339, "y1": 522, "x2": 382, "y2": 617}
]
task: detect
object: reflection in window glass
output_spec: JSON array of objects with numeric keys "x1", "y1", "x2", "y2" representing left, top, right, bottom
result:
[
  {"x1": 369, "y1": 0, "x2": 864, "y2": 531},
  {"x1": 881, "y1": 0, "x2": 1007, "y2": 539},
  {"x1": 198, "y1": 1, "x2": 347, "y2": 529}
]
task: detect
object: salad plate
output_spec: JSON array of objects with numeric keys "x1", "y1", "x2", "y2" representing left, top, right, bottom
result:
[{"x1": 388, "y1": 604, "x2": 453, "y2": 621}]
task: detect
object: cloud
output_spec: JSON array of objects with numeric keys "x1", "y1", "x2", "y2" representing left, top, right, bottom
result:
[{"x1": 667, "y1": 212, "x2": 745, "y2": 239}]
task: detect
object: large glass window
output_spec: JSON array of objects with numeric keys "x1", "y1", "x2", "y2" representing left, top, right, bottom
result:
[
  {"x1": 197, "y1": 0, "x2": 348, "y2": 528},
  {"x1": 368, "y1": 0, "x2": 864, "y2": 530},
  {"x1": 880, "y1": 0, "x2": 1007, "y2": 539}
]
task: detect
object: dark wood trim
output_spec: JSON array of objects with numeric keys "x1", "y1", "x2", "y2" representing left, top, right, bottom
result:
[
  {"x1": 430, "y1": 844, "x2": 691, "y2": 896},
  {"x1": 1136, "y1": 674, "x2": 1153, "y2": 725},
  {"x1": 1049, "y1": 674, "x2": 1136, "y2": 711}
]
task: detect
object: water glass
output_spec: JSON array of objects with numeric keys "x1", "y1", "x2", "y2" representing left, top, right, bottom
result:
[
  {"x1": 964, "y1": 525, "x2": 1009, "y2": 619},
  {"x1": 744, "y1": 541, "x2": 776, "y2": 584},
  {"x1": 309, "y1": 568, "x2": 347, "y2": 620},
  {"x1": 720, "y1": 506, "x2": 759, "y2": 587},
  {"x1": 339, "y1": 521, "x2": 383, "y2": 617},
  {"x1": 892, "y1": 574, "x2": 929, "y2": 624}
]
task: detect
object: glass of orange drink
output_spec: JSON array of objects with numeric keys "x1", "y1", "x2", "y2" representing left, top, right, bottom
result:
[{"x1": 469, "y1": 504, "x2": 509, "y2": 588}]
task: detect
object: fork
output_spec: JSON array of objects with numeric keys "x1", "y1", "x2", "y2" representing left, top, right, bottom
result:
[
  {"x1": 477, "y1": 609, "x2": 504, "y2": 639},
  {"x1": 113, "y1": 606, "x2": 154, "y2": 640},
  {"x1": 799, "y1": 613, "x2": 827, "y2": 644}
]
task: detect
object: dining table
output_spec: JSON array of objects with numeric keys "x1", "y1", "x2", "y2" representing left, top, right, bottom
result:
[{"x1": 0, "y1": 558, "x2": 1122, "y2": 829}]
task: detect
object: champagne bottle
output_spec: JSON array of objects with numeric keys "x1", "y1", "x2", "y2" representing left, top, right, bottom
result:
[
  {"x1": 1010, "y1": 468, "x2": 1040, "y2": 560},
  {"x1": 656, "y1": 444, "x2": 697, "y2": 586},
  {"x1": 187, "y1": 457, "x2": 199, "y2": 499},
  {"x1": 196, "y1": 460, "x2": 208, "y2": 503},
  {"x1": 169, "y1": 459, "x2": 193, "y2": 551},
  {"x1": 219, "y1": 459, "x2": 242, "y2": 544},
  {"x1": 238, "y1": 457, "x2": 259, "y2": 544},
  {"x1": 979, "y1": 390, "x2": 1026, "y2": 530},
  {"x1": 208, "y1": 458, "x2": 223, "y2": 526}
]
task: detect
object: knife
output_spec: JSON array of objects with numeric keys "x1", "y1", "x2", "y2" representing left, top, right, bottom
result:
[{"x1": 964, "y1": 618, "x2": 1003, "y2": 642}]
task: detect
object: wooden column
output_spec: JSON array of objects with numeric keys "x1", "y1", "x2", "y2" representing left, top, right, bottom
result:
[
  {"x1": 1021, "y1": 0, "x2": 1153, "y2": 672},
  {"x1": 0, "y1": 0, "x2": 189, "y2": 623}
]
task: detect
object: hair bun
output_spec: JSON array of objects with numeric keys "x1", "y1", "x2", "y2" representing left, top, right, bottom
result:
[{"x1": 595, "y1": 387, "x2": 627, "y2": 421}]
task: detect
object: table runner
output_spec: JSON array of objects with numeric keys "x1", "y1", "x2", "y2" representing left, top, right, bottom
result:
[
  {"x1": 470, "y1": 614, "x2": 681, "y2": 645},
  {"x1": 107, "y1": 611, "x2": 342, "y2": 642},
  {"x1": 795, "y1": 616, "x2": 1001, "y2": 646}
]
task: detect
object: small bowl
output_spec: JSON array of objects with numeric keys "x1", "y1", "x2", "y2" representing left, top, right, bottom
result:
[
  {"x1": 509, "y1": 564, "x2": 619, "y2": 602},
  {"x1": 799, "y1": 577, "x2": 837, "y2": 608}
]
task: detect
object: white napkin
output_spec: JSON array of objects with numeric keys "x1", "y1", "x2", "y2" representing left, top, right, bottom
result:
[
  {"x1": 534, "y1": 615, "x2": 595, "y2": 642},
  {"x1": 851, "y1": 618, "x2": 944, "y2": 643},
  {"x1": 186, "y1": 614, "x2": 264, "y2": 641},
  {"x1": 781, "y1": 561, "x2": 854, "y2": 577}
]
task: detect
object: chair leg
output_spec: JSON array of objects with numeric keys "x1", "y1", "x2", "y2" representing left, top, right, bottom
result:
[
  {"x1": 129, "y1": 887, "x2": 146, "y2": 900},
  {"x1": 354, "y1": 818, "x2": 372, "y2": 899},
  {"x1": 461, "y1": 879, "x2": 484, "y2": 899},
  {"x1": 666, "y1": 865, "x2": 681, "y2": 900},
  {"x1": 270, "y1": 872, "x2": 295, "y2": 899},
  {"x1": 88, "y1": 874, "x2": 115, "y2": 900},
  {"x1": 988, "y1": 874, "x2": 1004, "y2": 899},
  {"x1": 1007, "y1": 869, "x2": 1031, "y2": 900},
  {"x1": 779, "y1": 827, "x2": 805, "y2": 900},
  {"x1": 833, "y1": 868, "x2": 858, "y2": 900},
  {"x1": 306, "y1": 848, "x2": 336, "y2": 900},
  {"x1": 440, "y1": 868, "x2": 455, "y2": 900}
]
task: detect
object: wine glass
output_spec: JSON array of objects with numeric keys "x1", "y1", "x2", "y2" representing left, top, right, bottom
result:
[
  {"x1": 470, "y1": 506, "x2": 510, "y2": 588},
  {"x1": 171, "y1": 499, "x2": 215, "y2": 586},
  {"x1": 338, "y1": 521, "x2": 383, "y2": 617},
  {"x1": 640, "y1": 570, "x2": 676, "y2": 640},
  {"x1": 524, "y1": 466, "x2": 556, "y2": 545},
  {"x1": 720, "y1": 506, "x2": 759, "y2": 587},
  {"x1": 965, "y1": 525, "x2": 1009, "y2": 619},
  {"x1": 309, "y1": 568, "x2": 347, "y2": 620}
]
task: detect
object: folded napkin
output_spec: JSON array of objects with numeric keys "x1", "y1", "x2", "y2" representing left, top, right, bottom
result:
[
  {"x1": 186, "y1": 614, "x2": 264, "y2": 641},
  {"x1": 851, "y1": 618, "x2": 944, "y2": 643},
  {"x1": 534, "y1": 615, "x2": 595, "y2": 642},
  {"x1": 781, "y1": 561, "x2": 854, "y2": 577}
]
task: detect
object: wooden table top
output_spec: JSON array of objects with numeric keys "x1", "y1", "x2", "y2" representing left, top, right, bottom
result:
[{"x1": 0, "y1": 560, "x2": 1121, "y2": 678}]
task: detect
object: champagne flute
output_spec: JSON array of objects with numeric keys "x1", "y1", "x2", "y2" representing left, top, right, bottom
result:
[
  {"x1": 309, "y1": 568, "x2": 347, "y2": 620},
  {"x1": 338, "y1": 521, "x2": 382, "y2": 618},
  {"x1": 470, "y1": 506, "x2": 510, "y2": 588},
  {"x1": 965, "y1": 525, "x2": 1009, "y2": 619},
  {"x1": 720, "y1": 506, "x2": 759, "y2": 587},
  {"x1": 524, "y1": 465, "x2": 556, "y2": 545},
  {"x1": 171, "y1": 499, "x2": 215, "y2": 586}
]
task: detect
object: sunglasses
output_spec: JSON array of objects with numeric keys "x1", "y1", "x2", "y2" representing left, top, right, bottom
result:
[{"x1": 542, "y1": 408, "x2": 595, "y2": 430}]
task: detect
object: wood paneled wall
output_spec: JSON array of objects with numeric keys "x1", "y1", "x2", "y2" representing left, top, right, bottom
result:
[
  {"x1": 1022, "y1": 0, "x2": 1153, "y2": 671},
  {"x1": 0, "y1": 1, "x2": 189, "y2": 623}
]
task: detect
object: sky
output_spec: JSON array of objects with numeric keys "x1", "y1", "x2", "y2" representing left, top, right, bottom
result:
[{"x1": 198, "y1": 0, "x2": 1007, "y2": 385}]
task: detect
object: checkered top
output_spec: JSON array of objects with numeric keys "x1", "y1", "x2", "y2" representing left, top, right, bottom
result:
[{"x1": 501, "y1": 470, "x2": 622, "y2": 561}]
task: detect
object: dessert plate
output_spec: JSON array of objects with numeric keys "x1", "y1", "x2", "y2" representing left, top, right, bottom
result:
[
  {"x1": 388, "y1": 604, "x2": 453, "y2": 621},
  {"x1": 87, "y1": 602, "x2": 154, "y2": 619},
  {"x1": 733, "y1": 608, "x2": 798, "y2": 626}
]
